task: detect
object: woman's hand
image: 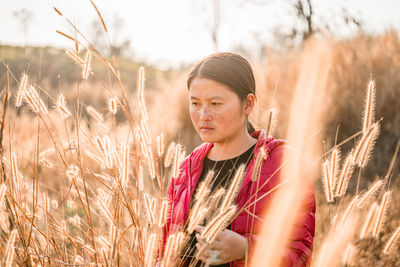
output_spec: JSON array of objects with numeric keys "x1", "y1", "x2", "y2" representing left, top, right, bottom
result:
[{"x1": 195, "y1": 225, "x2": 248, "y2": 265}]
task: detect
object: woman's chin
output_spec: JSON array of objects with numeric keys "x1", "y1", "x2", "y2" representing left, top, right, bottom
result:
[
  {"x1": 198, "y1": 132, "x2": 218, "y2": 143},
  {"x1": 199, "y1": 136, "x2": 213, "y2": 143}
]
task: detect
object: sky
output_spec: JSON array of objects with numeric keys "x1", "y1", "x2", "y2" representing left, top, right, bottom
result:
[{"x1": 1, "y1": 0, "x2": 400, "y2": 69}]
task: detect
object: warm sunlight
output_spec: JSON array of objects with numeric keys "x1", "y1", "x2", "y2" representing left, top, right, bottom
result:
[{"x1": 0, "y1": 0, "x2": 400, "y2": 266}]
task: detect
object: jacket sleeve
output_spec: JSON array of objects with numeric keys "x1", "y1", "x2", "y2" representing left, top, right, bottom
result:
[
  {"x1": 162, "y1": 157, "x2": 189, "y2": 254},
  {"x1": 280, "y1": 185, "x2": 316, "y2": 267},
  {"x1": 233, "y1": 143, "x2": 316, "y2": 267},
  {"x1": 232, "y1": 143, "x2": 287, "y2": 266},
  {"x1": 162, "y1": 175, "x2": 175, "y2": 254},
  {"x1": 271, "y1": 145, "x2": 316, "y2": 267}
]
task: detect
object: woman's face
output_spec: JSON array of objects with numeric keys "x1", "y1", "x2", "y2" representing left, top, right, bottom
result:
[{"x1": 189, "y1": 77, "x2": 252, "y2": 144}]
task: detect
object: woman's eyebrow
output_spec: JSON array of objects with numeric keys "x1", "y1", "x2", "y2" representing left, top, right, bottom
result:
[
  {"x1": 189, "y1": 96, "x2": 224, "y2": 100},
  {"x1": 208, "y1": 96, "x2": 224, "y2": 100}
]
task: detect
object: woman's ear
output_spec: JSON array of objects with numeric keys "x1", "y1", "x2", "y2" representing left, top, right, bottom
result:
[{"x1": 243, "y1": 94, "x2": 255, "y2": 115}]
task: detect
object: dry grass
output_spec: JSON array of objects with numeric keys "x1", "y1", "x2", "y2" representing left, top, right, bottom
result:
[
  {"x1": 314, "y1": 176, "x2": 400, "y2": 266},
  {"x1": 0, "y1": 4, "x2": 399, "y2": 267}
]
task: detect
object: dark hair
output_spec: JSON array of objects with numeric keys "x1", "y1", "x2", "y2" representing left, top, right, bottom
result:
[{"x1": 187, "y1": 52, "x2": 256, "y2": 134}]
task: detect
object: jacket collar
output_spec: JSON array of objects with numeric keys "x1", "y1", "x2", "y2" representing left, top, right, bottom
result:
[
  {"x1": 187, "y1": 130, "x2": 274, "y2": 176},
  {"x1": 183, "y1": 130, "x2": 285, "y2": 221}
]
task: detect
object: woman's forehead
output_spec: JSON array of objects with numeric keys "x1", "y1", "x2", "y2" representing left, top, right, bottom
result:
[{"x1": 189, "y1": 78, "x2": 234, "y2": 99}]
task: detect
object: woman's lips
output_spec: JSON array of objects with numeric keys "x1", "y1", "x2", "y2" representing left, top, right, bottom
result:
[{"x1": 200, "y1": 127, "x2": 214, "y2": 132}]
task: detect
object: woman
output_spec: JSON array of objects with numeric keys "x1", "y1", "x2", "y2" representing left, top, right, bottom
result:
[{"x1": 165, "y1": 52, "x2": 315, "y2": 266}]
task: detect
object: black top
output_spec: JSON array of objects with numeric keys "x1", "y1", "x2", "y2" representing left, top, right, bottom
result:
[{"x1": 182, "y1": 143, "x2": 256, "y2": 267}]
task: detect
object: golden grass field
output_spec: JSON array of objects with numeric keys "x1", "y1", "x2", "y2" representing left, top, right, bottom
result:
[{"x1": 0, "y1": 4, "x2": 399, "y2": 267}]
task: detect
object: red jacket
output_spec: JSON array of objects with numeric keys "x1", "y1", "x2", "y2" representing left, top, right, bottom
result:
[{"x1": 165, "y1": 130, "x2": 316, "y2": 266}]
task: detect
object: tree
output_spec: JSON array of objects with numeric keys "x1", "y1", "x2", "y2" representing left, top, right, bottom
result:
[
  {"x1": 90, "y1": 14, "x2": 134, "y2": 58},
  {"x1": 210, "y1": 0, "x2": 221, "y2": 51},
  {"x1": 13, "y1": 8, "x2": 34, "y2": 45},
  {"x1": 293, "y1": 0, "x2": 361, "y2": 41},
  {"x1": 191, "y1": 0, "x2": 222, "y2": 51},
  {"x1": 246, "y1": 0, "x2": 362, "y2": 43}
]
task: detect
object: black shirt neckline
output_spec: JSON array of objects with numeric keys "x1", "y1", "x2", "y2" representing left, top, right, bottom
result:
[{"x1": 205, "y1": 143, "x2": 257, "y2": 163}]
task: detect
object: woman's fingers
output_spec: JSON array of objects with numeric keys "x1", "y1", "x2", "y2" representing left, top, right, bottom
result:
[
  {"x1": 209, "y1": 240, "x2": 222, "y2": 250},
  {"x1": 213, "y1": 229, "x2": 225, "y2": 241},
  {"x1": 196, "y1": 243, "x2": 209, "y2": 258},
  {"x1": 195, "y1": 225, "x2": 205, "y2": 234},
  {"x1": 198, "y1": 254, "x2": 210, "y2": 264},
  {"x1": 195, "y1": 234, "x2": 221, "y2": 250},
  {"x1": 195, "y1": 244, "x2": 222, "y2": 265},
  {"x1": 195, "y1": 234, "x2": 205, "y2": 245},
  {"x1": 194, "y1": 229, "x2": 224, "y2": 264}
]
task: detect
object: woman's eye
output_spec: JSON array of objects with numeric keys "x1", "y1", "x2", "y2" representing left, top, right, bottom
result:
[
  {"x1": 191, "y1": 102, "x2": 199, "y2": 106},
  {"x1": 211, "y1": 102, "x2": 221, "y2": 106}
]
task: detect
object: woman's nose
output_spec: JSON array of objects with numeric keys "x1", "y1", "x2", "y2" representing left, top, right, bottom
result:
[{"x1": 199, "y1": 107, "x2": 212, "y2": 120}]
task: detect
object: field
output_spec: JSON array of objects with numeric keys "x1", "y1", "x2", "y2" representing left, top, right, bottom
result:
[{"x1": 0, "y1": 5, "x2": 400, "y2": 267}]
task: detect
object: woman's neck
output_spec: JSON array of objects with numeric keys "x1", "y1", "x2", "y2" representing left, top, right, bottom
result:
[{"x1": 207, "y1": 129, "x2": 257, "y2": 161}]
